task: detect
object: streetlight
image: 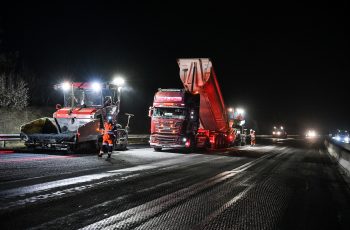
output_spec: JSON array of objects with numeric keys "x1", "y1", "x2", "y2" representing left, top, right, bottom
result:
[
  {"x1": 91, "y1": 82, "x2": 102, "y2": 92},
  {"x1": 112, "y1": 76, "x2": 125, "y2": 120},
  {"x1": 61, "y1": 82, "x2": 71, "y2": 91},
  {"x1": 236, "y1": 108, "x2": 245, "y2": 114},
  {"x1": 60, "y1": 82, "x2": 75, "y2": 107},
  {"x1": 112, "y1": 77, "x2": 125, "y2": 87},
  {"x1": 112, "y1": 76, "x2": 125, "y2": 101}
]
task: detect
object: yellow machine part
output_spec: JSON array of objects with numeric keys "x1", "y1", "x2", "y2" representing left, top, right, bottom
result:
[{"x1": 20, "y1": 117, "x2": 58, "y2": 134}]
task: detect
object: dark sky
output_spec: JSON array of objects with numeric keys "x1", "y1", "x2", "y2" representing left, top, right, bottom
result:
[{"x1": 1, "y1": 1, "x2": 349, "y2": 134}]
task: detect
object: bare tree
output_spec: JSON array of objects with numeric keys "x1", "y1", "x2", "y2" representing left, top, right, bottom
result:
[
  {"x1": 0, "y1": 74, "x2": 29, "y2": 110},
  {"x1": 0, "y1": 50, "x2": 29, "y2": 110}
]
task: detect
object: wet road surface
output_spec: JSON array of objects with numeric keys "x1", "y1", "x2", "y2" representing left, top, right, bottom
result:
[{"x1": 1, "y1": 138, "x2": 350, "y2": 229}]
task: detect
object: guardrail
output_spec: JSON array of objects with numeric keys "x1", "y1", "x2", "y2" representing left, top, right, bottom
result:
[
  {"x1": 0, "y1": 134, "x2": 22, "y2": 148},
  {"x1": 1, "y1": 133, "x2": 302, "y2": 148},
  {"x1": 128, "y1": 134, "x2": 149, "y2": 139},
  {"x1": 325, "y1": 138, "x2": 350, "y2": 176},
  {"x1": 0, "y1": 134, "x2": 21, "y2": 140},
  {"x1": 0, "y1": 133, "x2": 150, "y2": 148},
  {"x1": 128, "y1": 134, "x2": 301, "y2": 138},
  {"x1": 256, "y1": 134, "x2": 300, "y2": 138}
]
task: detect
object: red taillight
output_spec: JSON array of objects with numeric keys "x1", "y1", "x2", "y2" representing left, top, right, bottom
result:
[
  {"x1": 229, "y1": 135, "x2": 234, "y2": 141},
  {"x1": 210, "y1": 136, "x2": 215, "y2": 144},
  {"x1": 185, "y1": 140, "x2": 191, "y2": 148}
]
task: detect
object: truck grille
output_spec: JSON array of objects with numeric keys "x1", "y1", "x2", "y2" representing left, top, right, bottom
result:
[
  {"x1": 155, "y1": 122, "x2": 181, "y2": 134},
  {"x1": 155, "y1": 135, "x2": 179, "y2": 144}
]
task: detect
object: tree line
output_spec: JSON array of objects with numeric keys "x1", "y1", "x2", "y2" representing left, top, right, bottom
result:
[{"x1": 0, "y1": 52, "x2": 29, "y2": 110}]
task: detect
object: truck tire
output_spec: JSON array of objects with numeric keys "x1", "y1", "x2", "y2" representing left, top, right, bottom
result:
[
  {"x1": 91, "y1": 140, "x2": 101, "y2": 153},
  {"x1": 154, "y1": 147, "x2": 162, "y2": 152},
  {"x1": 205, "y1": 138, "x2": 211, "y2": 150}
]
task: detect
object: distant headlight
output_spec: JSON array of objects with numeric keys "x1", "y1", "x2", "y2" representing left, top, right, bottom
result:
[
  {"x1": 344, "y1": 137, "x2": 349, "y2": 143},
  {"x1": 306, "y1": 130, "x2": 317, "y2": 138},
  {"x1": 335, "y1": 136, "x2": 341, "y2": 141},
  {"x1": 182, "y1": 137, "x2": 187, "y2": 142},
  {"x1": 277, "y1": 131, "x2": 281, "y2": 135},
  {"x1": 272, "y1": 131, "x2": 275, "y2": 135}
]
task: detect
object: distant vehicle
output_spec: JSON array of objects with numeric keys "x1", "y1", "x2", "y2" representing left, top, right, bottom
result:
[
  {"x1": 305, "y1": 129, "x2": 318, "y2": 139},
  {"x1": 332, "y1": 130, "x2": 349, "y2": 143},
  {"x1": 272, "y1": 126, "x2": 287, "y2": 138}
]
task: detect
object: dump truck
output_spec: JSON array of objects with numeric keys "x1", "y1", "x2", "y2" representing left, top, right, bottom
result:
[
  {"x1": 21, "y1": 81, "x2": 128, "y2": 152},
  {"x1": 148, "y1": 58, "x2": 236, "y2": 151}
]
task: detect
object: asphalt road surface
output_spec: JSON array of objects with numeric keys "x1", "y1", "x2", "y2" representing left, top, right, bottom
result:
[{"x1": 1, "y1": 137, "x2": 350, "y2": 230}]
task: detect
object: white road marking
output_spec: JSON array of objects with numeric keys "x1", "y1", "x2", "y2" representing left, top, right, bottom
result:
[
  {"x1": 80, "y1": 151, "x2": 278, "y2": 230},
  {"x1": 0, "y1": 154, "x2": 227, "y2": 211}
]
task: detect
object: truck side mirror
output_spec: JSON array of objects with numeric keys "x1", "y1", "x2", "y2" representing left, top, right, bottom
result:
[
  {"x1": 148, "y1": 106, "x2": 153, "y2": 117},
  {"x1": 56, "y1": 104, "x2": 62, "y2": 110},
  {"x1": 96, "y1": 114, "x2": 104, "y2": 129}
]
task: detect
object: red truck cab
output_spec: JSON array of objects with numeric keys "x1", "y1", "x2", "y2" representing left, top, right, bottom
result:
[{"x1": 149, "y1": 89, "x2": 201, "y2": 151}]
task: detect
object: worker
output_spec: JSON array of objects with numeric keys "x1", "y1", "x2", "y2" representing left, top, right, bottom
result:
[
  {"x1": 98, "y1": 117, "x2": 115, "y2": 158},
  {"x1": 250, "y1": 129, "x2": 256, "y2": 146}
]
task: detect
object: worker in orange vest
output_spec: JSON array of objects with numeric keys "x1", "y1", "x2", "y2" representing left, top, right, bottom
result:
[
  {"x1": 98, "y1": 117, "x2": 115, "y2": 158},
  {"x1": 250, "y1": 129, "x2": 256, "y2": 146}
]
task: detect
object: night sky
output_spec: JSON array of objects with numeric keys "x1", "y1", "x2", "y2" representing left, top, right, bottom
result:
[{"x1": 1, "y1": 1, "x2": 348, "y2": 134}]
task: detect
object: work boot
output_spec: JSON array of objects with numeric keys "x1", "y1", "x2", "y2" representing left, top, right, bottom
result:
[
  {"x1": 98, "y1": 150, "x2": 103, "y2": 157},
  {"x1": 107, "y1": 153, "x2": 111, "y2": 158}
]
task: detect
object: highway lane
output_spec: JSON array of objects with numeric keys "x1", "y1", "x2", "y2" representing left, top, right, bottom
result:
[
  {"x1": 0, "y1": 138, "x2": 350, "y2": 229},
  {"x1": 335, "y1": 141, "x2": 350, "y2": 152}
]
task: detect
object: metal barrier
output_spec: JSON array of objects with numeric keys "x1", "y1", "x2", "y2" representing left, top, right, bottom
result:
[
  {"x1": 325, "y1": 138, "x2": 350, "y2": 176},
  {"x1": 0, "y1": 133, "x2": 149, "y2": 148},
  {"x1": 1, "y1": 133, "x2": 302, "y2": 148},
  {"x1": 0, "y1": 134, "x2": 21, "y2": 148}
]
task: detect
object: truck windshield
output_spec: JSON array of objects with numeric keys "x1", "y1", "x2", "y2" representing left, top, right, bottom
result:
[
  {"x1": 64, "y1": 89, "x2": 103, "y2": 107},
  {"x1": 153, "y1": 107, "x2": 186, "y2": 118}
]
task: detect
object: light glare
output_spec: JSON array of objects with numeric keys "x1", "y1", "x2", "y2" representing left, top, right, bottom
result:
[
  {"x1": 113, "y1": 77, "x2": 125, "y2": 86},
  {"x1": 62, "y1": 82, "x2": 71, "y2": 91},
  {"x1": 236, "y1": 108, "x2": 244, "y2": 114},
  {"x1": 92, "y1": 82, "x2": 101, "y2": 91}
]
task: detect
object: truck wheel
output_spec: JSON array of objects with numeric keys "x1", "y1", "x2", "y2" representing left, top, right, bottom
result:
[
  {"x1": 68, "y1": 144, "x2": 79, "y2": 154},
  {"x1": 186, "y1": 135, "x2": 196, "y2": 153},
  {"x1": 121, "y1": 144, "x2": 127, "y2": 151},
  {"x1": 92, "y1": 140, "x2": 101, "y2": 154},
  {"x1": 154, "y1": 147, "x2": 162, "y2": 152},
  {"x1": 205, "y1": 138, "x2": 211, "y2": 150}
]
